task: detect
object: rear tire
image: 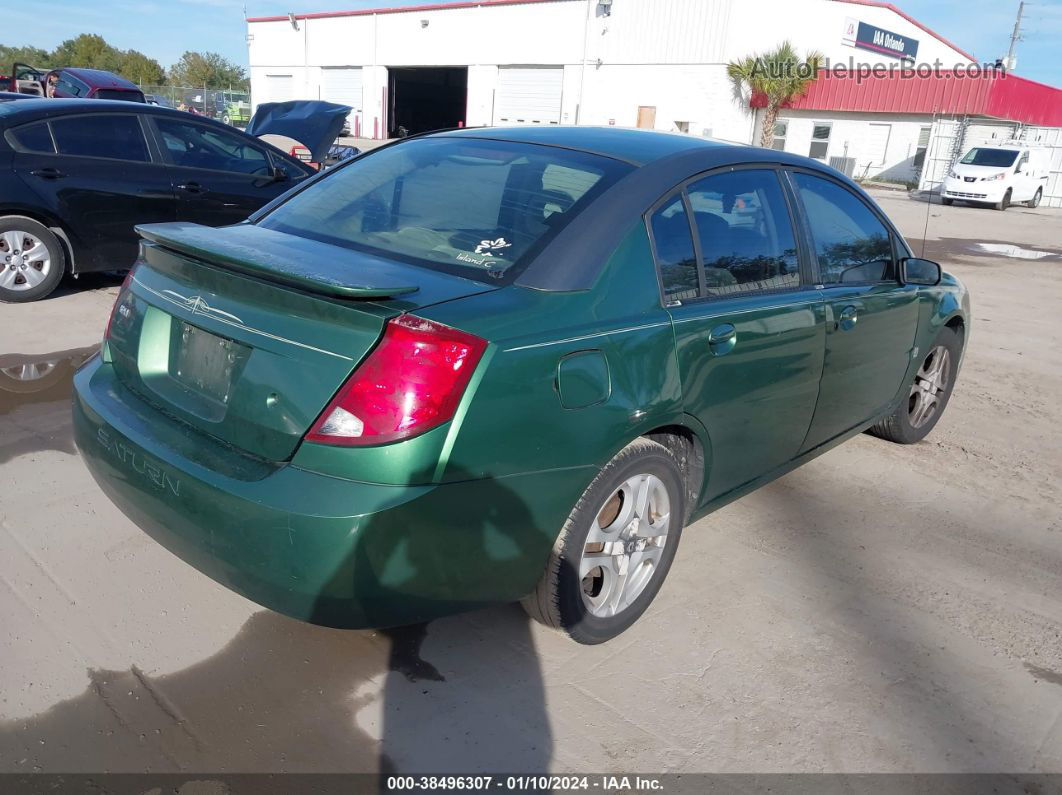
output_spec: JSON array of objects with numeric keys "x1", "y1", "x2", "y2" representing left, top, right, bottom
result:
[
  {"x1": 0, "y1": 216, "x2": 65, "y2": 303},
  {"x1": 1027, "y1": 188, "x2": 1042, "y2": 208},
  {"x1": 521, "y1": 438, "x2": 685, "y2": 644},
  {"x1": 868, "y1": 326, "x2": 962, "y2": 445}
]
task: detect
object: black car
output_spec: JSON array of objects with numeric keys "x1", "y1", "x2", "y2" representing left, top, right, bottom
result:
[{"x1": 0, "y1": 99, "x2": 321, "y2": 302}]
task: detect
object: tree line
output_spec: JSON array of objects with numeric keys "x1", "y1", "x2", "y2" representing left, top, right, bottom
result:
[{"x1": 0, "y1": 34, "x2": 247, "y2": 89}]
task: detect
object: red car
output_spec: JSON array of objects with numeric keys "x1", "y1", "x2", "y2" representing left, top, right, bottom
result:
[{"x1": 9, "y1": 64, "x2": 145, "y2": 102}]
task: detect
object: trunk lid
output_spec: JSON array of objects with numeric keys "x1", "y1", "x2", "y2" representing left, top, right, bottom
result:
[{"x1": 108, "y1": 222, "x2": 497, "y2": 461}]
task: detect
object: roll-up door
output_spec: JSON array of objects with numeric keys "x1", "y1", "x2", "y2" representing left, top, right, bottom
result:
[{"x1": 493, "y1": 67, "x2": 563, "y2": 126}]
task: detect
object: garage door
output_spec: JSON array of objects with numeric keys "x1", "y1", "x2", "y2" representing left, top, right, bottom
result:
[
  {"x1": 493, "y1": 67, "x2": 563, "y2": 126},
  {"x1": 321, "y1": 67, "x2": 363, "y2": 135},
  {"x1": 264, "y1": 74, "x2": 295, "y2": 103}
]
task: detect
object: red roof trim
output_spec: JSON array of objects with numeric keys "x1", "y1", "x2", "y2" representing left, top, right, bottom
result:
[
  {"x1": 783, "y1": 69, "x2": 1062, "y2": 127},
  {"x1": 246, "y1": 0, "x2": 572, "y2": 23},
  {"x1": 830, "y1": 0, "x2": 977, "y2": 63}
]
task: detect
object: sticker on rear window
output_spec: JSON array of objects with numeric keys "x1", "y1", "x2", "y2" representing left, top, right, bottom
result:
[
  {"x1": 456, "y1": 237, "x2": 513, "y2": 268},
  {"x1": 475, "y1": 237, "x2": 512, "y2": 256}
]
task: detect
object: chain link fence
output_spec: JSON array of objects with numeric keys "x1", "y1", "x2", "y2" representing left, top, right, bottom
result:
[{"x1": 139, "y1": 85, "x2": 252, "y2": 127}]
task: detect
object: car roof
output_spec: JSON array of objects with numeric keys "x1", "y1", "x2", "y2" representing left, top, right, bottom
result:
[
  {"x1": 56, "y1": 68, "x2": 141, "y2": 90},
  {"x1": 437, "y1": 125, "x2": 736, "y2": 167},
  {"x1": 0, "y1": 97, "x2": 187, "y2": 122}
]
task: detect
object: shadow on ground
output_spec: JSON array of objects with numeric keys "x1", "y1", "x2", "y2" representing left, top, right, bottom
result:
[
  {"x1": 0, "y1": 425, "x2": 554, "y2": 776},
  {"x1": 0, "y1": 605, "x2": 551, "y2": 775}
]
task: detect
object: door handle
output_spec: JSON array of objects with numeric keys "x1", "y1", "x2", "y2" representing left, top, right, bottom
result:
[
  {"x1": 707, "y1": 323, "x2": 737, "y2": 356},
  {"x1": 176, "y1": 182, "x2": 205, "y2": 194},
  {"x1": 837, "y1": 305, "x2": 859, "y2": 331},
  {"x1": 30, "y1": 167, "x2": 65, "y2": 179}
]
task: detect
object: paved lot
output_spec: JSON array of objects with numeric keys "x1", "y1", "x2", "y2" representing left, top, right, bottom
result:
[{"x1": 1, "y1": 190, "x2": 1061, "y2": 775}]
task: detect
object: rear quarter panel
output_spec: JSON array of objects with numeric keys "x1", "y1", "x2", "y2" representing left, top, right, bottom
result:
[{"x1": 421, "y1": 222, "x2": 687, "y2": 483}]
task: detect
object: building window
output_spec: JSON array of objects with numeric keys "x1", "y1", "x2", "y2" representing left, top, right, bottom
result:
[
  {"x1": 809, "y1": 122, "x2": 831, "y2": 160},
  {"x1": 772, "y1": 120, "x2": 787, "y2": 151},
  {"x1": 913, "y1": 126, "x2": 931, "y2": 171}
]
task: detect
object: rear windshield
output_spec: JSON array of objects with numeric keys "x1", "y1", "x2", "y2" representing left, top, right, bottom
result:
[
  {"x1": 960, "y1": 148, "x2": 1018, "y2": 167},
  {"x1": 95, "y1": 89, "x2": 145, "y2": 102},
  {"x1": 259, "y1": 136, "x2": 631, "y2": 283}
]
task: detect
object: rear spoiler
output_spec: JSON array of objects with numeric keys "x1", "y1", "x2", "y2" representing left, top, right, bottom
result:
[{"x1": 135, "y1": 222, "x2": 419, "y2": 300}]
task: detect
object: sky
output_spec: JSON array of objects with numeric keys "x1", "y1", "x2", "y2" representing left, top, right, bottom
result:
[{"x1": 7, "y1": 0, "x2": 1062, "y2": 88}]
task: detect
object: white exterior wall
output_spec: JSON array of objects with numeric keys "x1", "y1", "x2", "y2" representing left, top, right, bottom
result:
[
  {"x1": 772, "y1": 109, "x2": 935, "y2": 182},
  {"x1": 725, "y1": 0, "x2": 972, "y2": 67},
  {"x1": 247, "y1": 0, "x2": 975, "y2": 141}
]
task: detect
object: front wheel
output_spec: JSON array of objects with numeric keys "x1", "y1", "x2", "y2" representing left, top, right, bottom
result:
[
  {"x1": 994, "y1": 190, "x2": 1011, "y2": 211},
  {"x1": 522, "y1": 438, "x2": 685, "y2": 644},
  {"x1": 1027, "y1": 188, "x2": 1042, "y2": 208},
  {"x1": 868, "y1": 326, "x2": 963, "y2": 444},
  {"x1": 941, "y1": 197, "x2": 954, "y2": 206}
]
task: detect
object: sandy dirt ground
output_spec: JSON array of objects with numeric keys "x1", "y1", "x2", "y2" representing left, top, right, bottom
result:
[{"x1": 0, "y1": 189, "x2": 1060, "y2": 776}]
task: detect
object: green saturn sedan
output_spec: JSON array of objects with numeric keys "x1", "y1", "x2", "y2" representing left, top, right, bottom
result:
[{"x1": 73, "y1": 126, "x2": 969, "y2": 644}]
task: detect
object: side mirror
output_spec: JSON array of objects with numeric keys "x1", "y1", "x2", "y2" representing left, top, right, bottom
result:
[
  {"x1": 1016, "y1": 162, "x2": 1027, "y2": 174},
  {"x1": 271, "y1": 165, "x2": 290, "y2": 183},
  {"x1": 900, "y1": 257, "x2": 942, "y2": 286}
]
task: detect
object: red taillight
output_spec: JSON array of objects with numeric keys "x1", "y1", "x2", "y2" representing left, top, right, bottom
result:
[
  {"x1": 104, "y1": 267, "x2": 136, "y2": 340},
  {"x1": 306, "y1": 315, "x2": 487, "y2": 447}
]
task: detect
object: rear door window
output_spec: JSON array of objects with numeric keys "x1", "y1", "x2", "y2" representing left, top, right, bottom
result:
[
  {"x1": 259, "y1": 137, "x2": 630, "y2": 283},
  {"x1": 686, "y1": 169, "x2": 800, "y2": 296},
  {"x1": 50, "y1": 115, "x2": 149, "y2": 161}
]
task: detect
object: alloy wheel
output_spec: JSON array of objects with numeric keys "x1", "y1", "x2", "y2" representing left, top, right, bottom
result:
[
  {"x1": 908, "y1": 345, "x2": 951, "y2": 429},
  {"x1": 0, "y1": 361, "x2": 57, "y2": 382},
  {"x1": 0, "y1": 229, "x2": 51, "y2": 292},
  {"x1": 579, "y1": 473, "x2": 671, "y2": 618}
]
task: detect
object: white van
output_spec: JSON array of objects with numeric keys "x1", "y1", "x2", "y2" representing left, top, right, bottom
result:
[{"x1": 941, "y1": 146, "x2": 1048, "y2": 210}]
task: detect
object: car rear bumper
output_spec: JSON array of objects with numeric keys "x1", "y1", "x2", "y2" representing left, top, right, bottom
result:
[{"x1": 73, "y1": 355, "x2": 579, "y2": 628}]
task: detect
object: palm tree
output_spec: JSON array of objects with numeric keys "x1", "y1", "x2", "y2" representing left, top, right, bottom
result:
[{"x1": 727, "y1": 41, "x2": 824, "y2": 148}]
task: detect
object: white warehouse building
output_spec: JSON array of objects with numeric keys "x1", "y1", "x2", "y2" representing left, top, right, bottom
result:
[{"x1": 247, "y1": 0, "x2": 1062, "y2": 204}]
